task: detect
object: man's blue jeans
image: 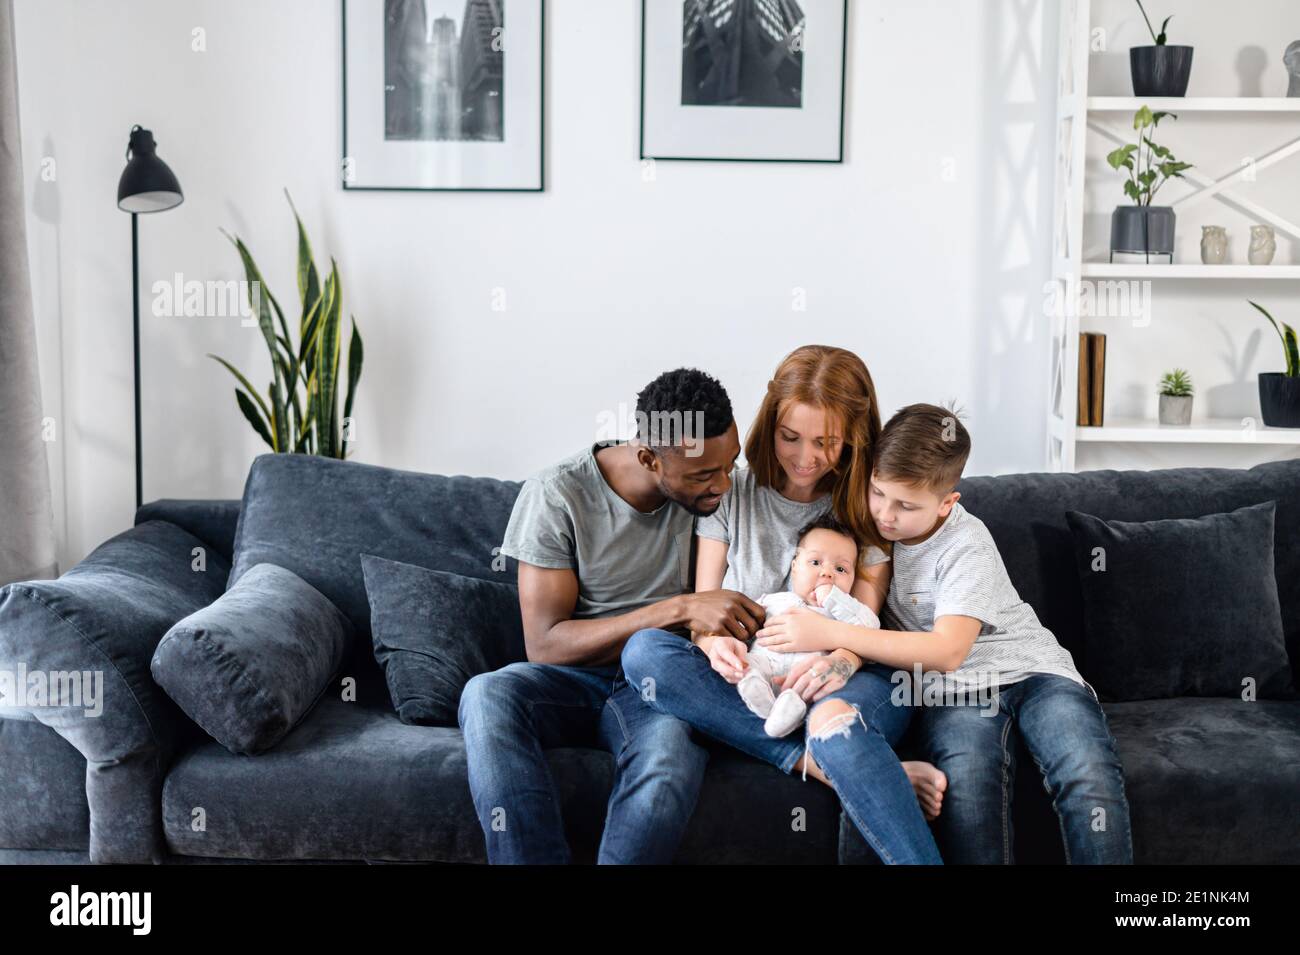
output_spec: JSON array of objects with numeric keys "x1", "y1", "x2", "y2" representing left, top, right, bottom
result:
[
  {"x1": 458, "y1": 660, "x2": 708, "y2": 864},
  {"x1": 621, "y1": 629, "x2": 943, "y2": 864},
  {"x1": 913, "y1": 673, "x2": 1134, "y2": 864}
]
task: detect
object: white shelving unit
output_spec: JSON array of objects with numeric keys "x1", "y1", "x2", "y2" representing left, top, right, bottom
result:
[{"x1": 1046, "y1": 0, "x2": 1300, "y2": 471}]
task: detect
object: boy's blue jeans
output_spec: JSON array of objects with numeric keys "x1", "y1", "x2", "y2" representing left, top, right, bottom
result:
[
  {"x1": 621, "y1": 629, "x2": 943, "y2": 864},
  {"x1": 458, "y1": 661, "x2": 708, "y2": 864},
  {"x1": 914, "y1": 673, "x2": 1134, "y2": 864}
]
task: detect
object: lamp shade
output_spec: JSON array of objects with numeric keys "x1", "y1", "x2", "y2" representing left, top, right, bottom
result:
[{"x1": 117, "y1": 125, "x2": 183, "y2": 213}]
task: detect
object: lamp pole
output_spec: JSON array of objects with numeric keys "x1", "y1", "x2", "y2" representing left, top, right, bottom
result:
[{"x1": 116, "y1": 125, "x2": 183, "y2": 515}]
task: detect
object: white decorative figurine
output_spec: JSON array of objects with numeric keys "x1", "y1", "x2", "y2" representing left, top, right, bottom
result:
[
  {"x1": 1249, "y1": 225, "x2": 1277, "y2": 266},
  {"x1": 1200, "y1": 225, "x2": 1228, "y2": 265}
]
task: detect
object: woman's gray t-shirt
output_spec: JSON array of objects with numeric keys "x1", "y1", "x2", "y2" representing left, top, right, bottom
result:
[{"x1": 696, "y1": 467, "x2": 889, "y2": 598}]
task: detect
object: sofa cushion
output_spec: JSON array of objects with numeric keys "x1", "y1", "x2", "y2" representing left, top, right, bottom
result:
[
  {"x1": 226, "y1": 454, "x2": 522, "y2": 698},
  {"x1": 152, "y1": 563, "x2": 352, "y2": 755},
  {"x1": 956, "y1": 459, "x2": 1300, "y2": 687},
  {"x1": 1065, "y1": 501, "x2": 1293, "y2": 701},
  {"x1": 361, "y1": 555, "x2": 526, "y2": 726},
  {"x1": 160, "y1": 696, "x2": 843, "y2": 863},
  {"x1": 1102, "y1": 697, "x2": 1300, "y2": 864},
  {"x1": 0, "y1": 520, "x2": 230, "y2": 863}
]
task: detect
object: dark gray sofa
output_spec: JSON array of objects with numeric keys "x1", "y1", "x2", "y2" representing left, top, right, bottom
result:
[{"x1": 2, "y1": 453, "x2": 1297, "y2": 865}]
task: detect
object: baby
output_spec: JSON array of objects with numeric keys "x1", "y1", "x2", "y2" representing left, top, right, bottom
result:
[{"x1": 739, "y1": 514, "x2": 881, "y2": 737}]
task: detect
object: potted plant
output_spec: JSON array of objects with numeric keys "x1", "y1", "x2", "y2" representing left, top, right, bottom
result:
[
  {"x1": 209, "y1": 191, "x2": 364, "y2": 456},
  {"x1": 1130, "y1": 1, "x2": 1193, "y2": 97},
  {"x1": 1248, "y1": 301, "x2": 1300, "y2": 427},
  {"x1": 1157, "y1": 368, "x2": 1193, "y2": 425},
  {"x1": 1107, "y1": 106, "x2": 1192, "y2": 262}
]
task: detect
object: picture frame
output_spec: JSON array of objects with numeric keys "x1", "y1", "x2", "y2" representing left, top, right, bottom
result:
[
  {"x1": 342, "y1": 0, "x2": 544, "y2": 192},
  {"x1": 640, "y1": 0, "x2": 848, "y2": 163}
]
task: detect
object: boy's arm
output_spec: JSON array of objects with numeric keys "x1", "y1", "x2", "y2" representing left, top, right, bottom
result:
[{"x1": 759, "y1": 611, "x2": 982, "y2": 673}]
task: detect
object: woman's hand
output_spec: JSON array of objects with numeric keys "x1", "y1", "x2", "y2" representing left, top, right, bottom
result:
[
  {"x1": 776, "y1": 650, "x2": 860, "y2": 702},
  {"x1": 755, "y1": 606, "x2": 839, "y2": 654},
  {"x1": 700, "y1": 635, "x2": 750, "y2": 683}
]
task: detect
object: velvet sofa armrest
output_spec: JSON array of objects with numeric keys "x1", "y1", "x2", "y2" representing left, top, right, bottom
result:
[{"x1": 0, "y1": 520, "x2": 230, "y2": 863}]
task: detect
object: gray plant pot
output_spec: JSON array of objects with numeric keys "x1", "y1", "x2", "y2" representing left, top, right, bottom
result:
[
  {"x1": 1158, "y1": 394, "x2": 1193, "y2": 425},
  {"x1": 1131, "y1": 45, "x2": 1194, "y2": 97},
  {"x1": 1111, "y1": 205, "x2": 1176, "y2": 262},
  {"x1": 1258, "y1": 372, "x2": 1300, "y2": 427}
]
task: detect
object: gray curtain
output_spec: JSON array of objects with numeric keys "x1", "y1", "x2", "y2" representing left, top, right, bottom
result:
[{"x1": 0, "y1": 0, "x2": 57, "y2": 585}]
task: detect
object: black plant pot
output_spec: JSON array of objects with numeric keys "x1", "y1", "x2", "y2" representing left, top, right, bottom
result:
[
  {"x1": 1131, "y1": 45, "x2": 1194, "y2": 97},
  {"x1": 1258, "y1": 372, "x2": 1300, "y2": 428},
  {"x1": 1110, "y1": 205, "x2": 1176, "y2": 262}
]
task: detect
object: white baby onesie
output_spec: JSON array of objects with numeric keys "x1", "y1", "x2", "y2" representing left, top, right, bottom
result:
[{"x1": 740, "y1": 586, "x2": 881, "y2": 737}]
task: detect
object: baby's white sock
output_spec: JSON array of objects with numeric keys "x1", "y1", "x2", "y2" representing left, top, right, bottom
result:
[
  {"x1": 738, "y1": 671, "x2": 777, "y2": 719},
  {"x1": 764, "y1": 689, "x2": 808, "y2": 738}
]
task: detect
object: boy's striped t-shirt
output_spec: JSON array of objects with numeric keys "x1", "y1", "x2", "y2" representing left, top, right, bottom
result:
[{"x1": 884, "y1": 502, "x2": 1091, "y2": 695}]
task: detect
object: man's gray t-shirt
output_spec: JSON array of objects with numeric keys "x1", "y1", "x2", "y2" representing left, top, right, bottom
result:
[
  {"x1": 499, "y1": 442, "x2": 694, "y2": 625},
  {"x1": 884, "y1": 501, "x2": 1088, "y2": 693},
  {"x1": 696, "y1": 467, "x2": 888, "y2": 598}
]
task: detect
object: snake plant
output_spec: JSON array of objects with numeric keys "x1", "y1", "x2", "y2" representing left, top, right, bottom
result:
[
  {"x1": 208, "y1": 191, "x2": 363, "y2": 457},
  {"x1": 1249, "y1": 301, "x2": 1299, "y2": 377}
]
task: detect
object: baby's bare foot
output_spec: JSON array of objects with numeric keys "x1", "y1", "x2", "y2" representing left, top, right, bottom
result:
[{"x1": 903, "y1": 761, "x2": 947, "y2": 820}]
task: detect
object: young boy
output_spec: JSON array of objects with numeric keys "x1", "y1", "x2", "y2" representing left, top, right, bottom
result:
[{"x1": 756, "y1": 403, "x2": 1133, "y2": 863}]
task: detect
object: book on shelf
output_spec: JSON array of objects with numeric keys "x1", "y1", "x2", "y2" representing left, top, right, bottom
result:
[{"x1": 1077, "y1": 332, "x2": 1106, "y2": 427}]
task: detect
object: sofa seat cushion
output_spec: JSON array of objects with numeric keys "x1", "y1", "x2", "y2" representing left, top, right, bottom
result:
[
  {"x1": 160, "y1": 694, "x2": 605, "y2": 863},
  {"x1": 1103, "y1": 697, "x2": 1300, "y2": 863},
  {"x1": 160, "y1": 696, "x2": 842, "y2": 863}
]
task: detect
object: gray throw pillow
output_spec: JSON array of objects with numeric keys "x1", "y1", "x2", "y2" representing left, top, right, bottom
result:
[
  {"x1": 1065, "y1": 501, "x2": 1295, "y2": 701},
  {"x1": 151, "y1": 562, "x2": 352, "y2": 755},
  {"x1": 360, "y1": 554, "x2": 526, "y2": 726}
]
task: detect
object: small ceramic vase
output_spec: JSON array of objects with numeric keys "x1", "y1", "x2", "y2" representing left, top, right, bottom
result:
[
  {"x1": 1200, "y1": 225, "x2": 1228, "y2": 265},
  {"x1": 1249, "y1": 225, "x2": 1277, "y2": 266}
]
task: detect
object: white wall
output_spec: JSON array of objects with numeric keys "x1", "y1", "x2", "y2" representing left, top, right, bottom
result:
[
  {"x1": 1080, "y1": 0, "x2": 1300, "y2": 471},
  {"x1": 16, "y1": 0, "x2": 1064, "y2": 570}
]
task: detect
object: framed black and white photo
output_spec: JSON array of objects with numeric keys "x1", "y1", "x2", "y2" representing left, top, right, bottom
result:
[
  {"x1": 343, "y1": 0, "x2": 543, "y2": 191},
  {"x1": 640, "y1": 0, "x2": 846, "y2": 162}
]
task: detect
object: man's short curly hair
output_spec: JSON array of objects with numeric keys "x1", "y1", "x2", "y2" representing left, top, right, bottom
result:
[{"x1": 634, "y1": 368, "x2": 733, "y2": 451}]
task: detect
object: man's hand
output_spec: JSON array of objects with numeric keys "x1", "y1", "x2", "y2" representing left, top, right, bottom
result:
[
  {"x1": 754, "y1": 606, "x2": 836, "y2": 654},
  {"x1": 679, "y1": 590, "x2": 765, "y2": 641},
  {"x1": 702, "y1": 635, "x2": 750, "y2": 683}
]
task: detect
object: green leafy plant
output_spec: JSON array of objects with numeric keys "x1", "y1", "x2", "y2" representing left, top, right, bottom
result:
[
  {"x1": 208, "y1": 191, "x2": 363, "y2": 457},
  {"x1": 1106, "y1": 106, "x2": 1192, "y2": 206},
  {"x1": 1135, "y1": 0, "x2": 1173, "y2": 45},
  {"x1": 1249, "y1": 301, "x2": 1299, "y2": 377},
  {"x1": 1159, "y1": 368, "x2": 1193, "y2": 397}
]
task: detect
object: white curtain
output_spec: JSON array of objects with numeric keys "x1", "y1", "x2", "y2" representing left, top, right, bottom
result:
[{"x1": 0, "y1": 0, "x2": 57, "y2": 584}]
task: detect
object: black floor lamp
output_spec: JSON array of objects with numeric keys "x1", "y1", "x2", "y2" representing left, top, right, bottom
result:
[{"x1": 116, "y1": 125, "x2": 183, "y2": 512}]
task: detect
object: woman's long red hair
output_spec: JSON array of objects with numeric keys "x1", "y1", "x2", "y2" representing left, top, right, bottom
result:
[{"x1": 744, "y1": 345, "x2": 888, "y2": 566}]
